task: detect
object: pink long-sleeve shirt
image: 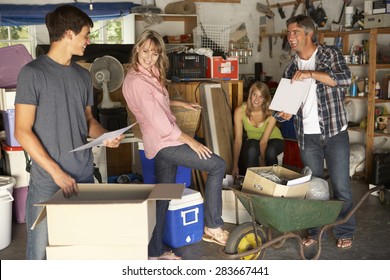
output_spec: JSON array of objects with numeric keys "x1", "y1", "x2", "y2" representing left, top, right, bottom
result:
[{"x1": 123, "y1": 64, "x2": 183, "y2": 159}]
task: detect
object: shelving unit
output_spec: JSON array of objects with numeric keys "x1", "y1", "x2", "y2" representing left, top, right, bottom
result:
[
  {"x1": 318, "y1": 28, "x2": 390, "y2": 179},
  {"x1": 131, "y1": 13, "x2": 198, "y2": 50}
]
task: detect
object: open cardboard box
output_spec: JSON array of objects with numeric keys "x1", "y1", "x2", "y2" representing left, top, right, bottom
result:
[
  {"x1": 32, "y1": 183, "x2": 184, "y2": 247},
  {"x1": 242, "y1": 166, "x2": 310, "y2": 198}
]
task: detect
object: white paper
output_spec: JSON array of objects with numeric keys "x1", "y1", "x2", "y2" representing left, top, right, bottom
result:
[
  {"x1": 269, "y1": 78, "x2": 311, "y2": 115},
  {"x1": 69, "y1": 123, "x2": 137, "y2": 153},
  {"x1": 287, "y1": 174, "x2": 311, "y2": 186}
]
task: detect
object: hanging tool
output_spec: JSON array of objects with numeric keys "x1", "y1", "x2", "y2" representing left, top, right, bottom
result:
[
  {"x1": 277, "y1": 3, "x2": 286, "y2": 19},
  {"x1": 256, "y1": 0, "x2": 275, "y2": 18},
  {"x1": 333, "y1": 0, "x2": 351, "y2": 24},
  {"x1": 269, "y1": 36, "x2": 273, "y2": 58}
]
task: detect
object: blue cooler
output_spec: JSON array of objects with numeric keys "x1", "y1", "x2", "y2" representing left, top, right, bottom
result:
[
  {"x1": 138, "y1": 142, "x2": 192, "y2": 186},
  {"x1": 163, "y1": 188, "x2": 204, "y2": 248}
]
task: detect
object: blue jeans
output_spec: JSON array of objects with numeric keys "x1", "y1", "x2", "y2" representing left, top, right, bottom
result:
[
  {"x1": 148, "y1": 144, "x2": 226, "y2": 257},
  {"x1": 25, "y1": 181, "x2": 59, "y2": 260},
  {"x1": 239, "y1": 138, "x2": 285, "y2": 175},
  {"x1": 300, "y1": 131, "x2": 356, "y2": 240}
]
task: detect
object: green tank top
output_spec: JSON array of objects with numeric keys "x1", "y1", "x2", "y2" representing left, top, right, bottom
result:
[{"x1": 242, "y1": 103, "x2": 283, "y2": 140}]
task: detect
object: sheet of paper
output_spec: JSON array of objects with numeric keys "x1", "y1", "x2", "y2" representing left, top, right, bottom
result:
[
  {"x1": 287, "y1": 174, "x2": 312, "y2": 186},
  {"x1": 69, "y1": 122, "x2": 137, "y2": 153},
  {"x1": 269, "y1": 78, "x2": 311, "y2": 115}
]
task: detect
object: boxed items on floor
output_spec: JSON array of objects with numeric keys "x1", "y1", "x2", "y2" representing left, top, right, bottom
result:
[
  {"x1": 206, "y1": 56, "x2": 239, "y2": 80},
  {"x1": 32, "y1": 183, "x2": 184, "y2": 260},
  {"x1": 163, "y1": 188, "x2": 204, "y2": 248},
  {"x1": 242, "y1": 166, "x2": 311, "y2": 198}
]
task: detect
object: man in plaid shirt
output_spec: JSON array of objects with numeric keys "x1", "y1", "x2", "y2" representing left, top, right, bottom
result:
[{"x1": 275, "y1": 15, "x2": 355, "y2": 249}]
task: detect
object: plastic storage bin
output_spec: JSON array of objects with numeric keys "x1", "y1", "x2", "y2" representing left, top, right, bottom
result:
[
  {"x1": 12, "y1": 185, "x2": 28, "y2": 223},
  {"x1": 1, "y1": 143, "x2": 30, "y2": 188},
  {"x1": 138, "y1": 143, "x2": 191, "y2": 186},
  {"x1": 0, "y1": 176, "x2": 16, "y2": 250},
  {"x1": 0, "y1": 44, "x2": 32, "y2": 89},
  {"x1": 2, "y1": 109, "x2": 21, "y2": 147},
  {"x1": 163, "y1": 188, "x2": 204, "y2": 248}
]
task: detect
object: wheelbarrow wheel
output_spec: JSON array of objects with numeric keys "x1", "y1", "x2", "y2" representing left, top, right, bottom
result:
[{"x1": 225, "y1": 222, "x2": 267, "y2": 260}]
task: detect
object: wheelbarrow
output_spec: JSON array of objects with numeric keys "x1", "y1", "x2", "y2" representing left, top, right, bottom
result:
[{"x1": 222, "y1": 185, "x2": 385, "y2": 260}]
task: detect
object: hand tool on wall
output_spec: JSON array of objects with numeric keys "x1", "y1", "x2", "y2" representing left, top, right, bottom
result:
[
  {"x1": 277, "y1": 3, "x2": 286, "y2": 19},
  {"x1": 257, "y1": 0, "x2": 275, "y2": 18},
  {"x1": 333, "y1": 0, "x2": 351, "y2": 24}
]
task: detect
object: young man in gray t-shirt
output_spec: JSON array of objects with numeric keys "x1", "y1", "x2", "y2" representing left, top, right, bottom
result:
[{"x1": 15, "y1": 4, "x2": 124, "y2": 260}]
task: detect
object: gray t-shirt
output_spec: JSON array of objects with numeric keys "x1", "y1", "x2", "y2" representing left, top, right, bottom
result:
[{"x1": 15, "y1": 55, "x2": 95, "y2": 186}]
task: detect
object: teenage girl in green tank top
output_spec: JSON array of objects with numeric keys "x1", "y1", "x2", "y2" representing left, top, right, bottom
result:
[{"x1": 232, "y1": 81, "x2": 285, "y2": 177}]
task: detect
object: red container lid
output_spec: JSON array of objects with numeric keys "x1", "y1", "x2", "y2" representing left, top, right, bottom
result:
[{"x1": 1, "y1": 142, "x2": 23, "y2": 151}]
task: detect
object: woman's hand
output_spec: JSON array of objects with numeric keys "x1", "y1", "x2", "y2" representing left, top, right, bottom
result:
[
  {"x1": 171, "y1": 100, "x2": 201, "y2": 111},
  {"x1": 103, "y1": 134, "x2": 125, "y2": 148},
  {"x1": 231, "y1": 166, "x2": 239, "y2": 178},
  {"x1": 187, "y1": 137, "x2": 212, "y2": 160}
]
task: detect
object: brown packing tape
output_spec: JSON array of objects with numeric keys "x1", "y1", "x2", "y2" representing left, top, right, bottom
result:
[{"x1": 164, "y1": 0, "x2": 196, "y2": 14}]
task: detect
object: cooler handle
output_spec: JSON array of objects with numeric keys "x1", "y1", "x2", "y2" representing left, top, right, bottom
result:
[
  {"x1": 181, "y1": 208, "x2": 199, "y2": 226},
  {"x1": 0, "y1": 190, "x2": 14, "y2": 203}
]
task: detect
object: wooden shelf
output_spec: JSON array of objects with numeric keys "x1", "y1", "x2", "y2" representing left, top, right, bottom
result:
[{"x1": 318, "y1": 28, "x2": 390, "y2": 180}]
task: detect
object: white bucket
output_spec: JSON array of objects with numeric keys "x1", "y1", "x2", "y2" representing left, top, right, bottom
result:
[{"x1": 0, "y1": 176, "x2": 16, "y2": 250}]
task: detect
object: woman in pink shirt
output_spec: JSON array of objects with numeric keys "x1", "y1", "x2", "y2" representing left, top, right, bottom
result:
[{"x1": 123, "y1": 30, "x2": 228, "y2": 260}]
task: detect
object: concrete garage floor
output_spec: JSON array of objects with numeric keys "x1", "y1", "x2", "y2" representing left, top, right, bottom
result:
[{"x1": 1, "y1": 178, "x2": 390, "y2": 261}]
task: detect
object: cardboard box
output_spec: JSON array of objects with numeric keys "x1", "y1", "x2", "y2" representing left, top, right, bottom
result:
[
  {"x1": 46, "y1": 245, "x2": 147, "y2": 260},
  {"x1": 206, "y1": 56, "x2": 239, "y2": 80},
  {"x1": 242, "y1": 166, "x2": 311, "y2": 198},
  {"x1": 33, "y1": 183, "x2": 184, "y2": 246}
]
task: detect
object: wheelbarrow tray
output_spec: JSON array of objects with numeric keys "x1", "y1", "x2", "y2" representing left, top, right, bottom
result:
[{"x1": 233, "y1": 189, "x2": 344, "y2": 233}]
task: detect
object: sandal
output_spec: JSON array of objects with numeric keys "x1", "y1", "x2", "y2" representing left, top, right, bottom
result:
[
  {"x1": 302, "y1": 236, "x2": 318, "y2": 247},
  {"x1": 148, "y1": 251, "x2": 182, "y2": 260},
  {"x1": 337, "y1": 238, "x2": 353, "y2": 249},
  {"x1": 202, "y1": 227, "x2": 229, "y2": 246}
]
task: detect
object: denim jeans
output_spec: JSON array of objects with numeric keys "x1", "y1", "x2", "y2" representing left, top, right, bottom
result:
[
  {"x1": 300, "y1": 130, "x2": 356, "y2": 240},
  {"x1": 148, "y1": 144, "x2": 226, "y2": 257},
  {"x1": 239, "y1": 138, "x2": 285, "y2": 175},
  {"x1": 25, "y1": 181, "x2": 59, "y2": 260}
]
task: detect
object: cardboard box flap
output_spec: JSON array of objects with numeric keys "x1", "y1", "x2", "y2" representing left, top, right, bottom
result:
[
  {"x1": 35, "y1": 183, "x2": 184, "y2": 205},
  {"x1": 148, "y1": 184, "x2": 185, "y2": 200},
  {"x1": 31, "y1": 206, "x2": 46, "y2": 230},
  {"x1": 32, "y1": 183, "x2": 184, "y2": 231}
]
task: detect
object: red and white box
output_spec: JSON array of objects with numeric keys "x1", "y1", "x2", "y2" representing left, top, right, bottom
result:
[{"x1": 206, "y1": 56, "x2": 239, "y2": 80}]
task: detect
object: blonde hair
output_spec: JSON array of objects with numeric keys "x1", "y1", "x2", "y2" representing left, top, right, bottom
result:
[
  {"x1": 128, "y1": 30, "x2": 170, "y2": 86},
  {"x1": 246, "y1": 81, "x2": 272, "y2": 119}
]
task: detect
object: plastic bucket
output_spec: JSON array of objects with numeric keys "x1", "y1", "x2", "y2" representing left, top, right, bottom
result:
[{"x1": 0, "y1": 176, "x2": 16, "y2": 250}]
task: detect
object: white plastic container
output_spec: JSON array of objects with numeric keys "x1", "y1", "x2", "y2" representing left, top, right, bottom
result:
[
  {"x1": 1, "y1": 143, "x2": 30, "y2": 188},
  {"x1": 345, "y1": 6, "x2": 354, "y2": 28},
  {"x1": 0, "y1": 176, "x2": 16, "y2": 250}
]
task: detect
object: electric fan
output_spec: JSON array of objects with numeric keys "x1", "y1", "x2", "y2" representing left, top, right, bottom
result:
[{"x1": 89, "y1": 55, "x2": 124, "y2": 109}]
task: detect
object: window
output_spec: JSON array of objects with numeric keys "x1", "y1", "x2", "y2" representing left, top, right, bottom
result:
[
  {"x1": 90, "y1": 18, "x2": 123, "y2": 44},
  {"x1": 0, "y1": 26, "x2": 36, "y2": 56}
]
